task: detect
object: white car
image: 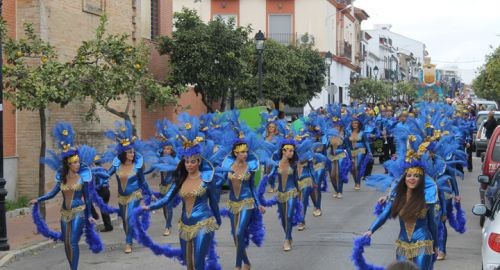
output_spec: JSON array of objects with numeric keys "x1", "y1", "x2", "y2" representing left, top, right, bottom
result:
[{"x1": 473, "y1": 172, "x2": 500, "y2": 270}]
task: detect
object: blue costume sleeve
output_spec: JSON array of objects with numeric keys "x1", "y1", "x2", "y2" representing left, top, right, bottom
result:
[
  {"x1": 107, "y1": 166, "x2": 117, "y2": 177},
  {"x1": 143, "y1": 167, "x2": 156, "y2": 175},
  {"x1": 207, "y1": 180, "x2": 222, "y2": 226},
  {"x1": 83, "y1": 182, "x2": 92, "y2": 219},
  {"x1": 438, "y1": 191, "x2": 447, "y2": 218},
  {"x1": 450, "y1": 175, "x2": 459, "y2": 196},
  {"x1": 149, "y1": 183, "x2": 177, "y2": 210},
  {"x1": 138, "y1": 168, "x2": 153, "y2": 196},
  {"x1": 37, "y1": 182, "x2": 61, "y2": 202},
  {"x1": 368, "y1": 200, "x2": 393, "y2": 233},
  {"x1": 363, "y1": 132, "x2": 372, "y2": 155},
  {"x1": 249, "y1": 171, "x2": 260, "y2": 207},
  {"x1": 426, "y1": 204, "x2": 438, "y2": 249},
  {"x1": 308, "y1": 161, "x2": 318, "y2": 185}
]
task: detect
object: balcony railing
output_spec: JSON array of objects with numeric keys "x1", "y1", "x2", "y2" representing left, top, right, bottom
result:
[{"x1": 268, "y1": 32, "x2": 296, "y2": 46}]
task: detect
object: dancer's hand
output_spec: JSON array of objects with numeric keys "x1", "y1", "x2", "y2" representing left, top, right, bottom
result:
[
  {"x1": 151, "y1": 195, "x2": 157, "y2": 202},
  {"x1": 88, "y1": 217, "x2": 97, "y2": 224},
  {"x1": 258, "y1": 206, "x2": 266, "y2": 214},
  {"x1": 141, "y1": 205, "x2": 150, "y2": 211},
  {"x1": 377, "y1": 196, "x2": 387, "y2": 204},
  {"x1": 363, "y1": 231, "x2": 372, "y2": 237},
  {"x1": 454, "y1": 196, "x2": 461, "y2": 203},
  {"x1": 29, "y1": 199, "x2": 37, "y2": 205}
]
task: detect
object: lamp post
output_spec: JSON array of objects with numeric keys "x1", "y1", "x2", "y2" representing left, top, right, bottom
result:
[
  {"x1": 373, "y1": 65, "x2": 379, "y2": 81},
  {"x1": 325, "y1": 51, "x2": 332, "y2": 104},
  {"x1": 254, "y1": 30, "x2": 266, "y2": 105},
  {"x1": 0, "y1": 0, "x2": 10, "y2": 251}
]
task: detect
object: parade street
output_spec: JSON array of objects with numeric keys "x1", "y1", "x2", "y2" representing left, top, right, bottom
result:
[{"x1": 3, "y1": 158, "x2": 484, "y2": 270}]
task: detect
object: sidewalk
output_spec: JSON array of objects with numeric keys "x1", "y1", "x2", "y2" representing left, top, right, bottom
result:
[{"x1": 0, "y1": 175, "x2": 161, "y2": 264}]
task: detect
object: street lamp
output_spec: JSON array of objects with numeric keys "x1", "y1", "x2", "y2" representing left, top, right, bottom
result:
[
  {"x1": 325, "y1": 50, "x2": 332, "y2": 84},
  {"x1": 0, "y1": 0, "x2": 10, "y2": 251},
  {"x1": 254, "y1": 30, "x2": 266, "y2": 105},
  {"x1": 373, "y1": 65, "x2": 379, "y2": 80}
]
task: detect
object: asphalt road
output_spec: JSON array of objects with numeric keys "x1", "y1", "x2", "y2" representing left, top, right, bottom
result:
[{"x1": 3, "y1": 158, "x2": 484, "y2": 270}]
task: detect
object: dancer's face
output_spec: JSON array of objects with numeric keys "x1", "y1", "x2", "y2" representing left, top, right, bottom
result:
[
  {"x1": 405, "y1": 172, "x2": 420, "y2": 190},
  {"x1": 68, "y1": 159, "x2": 80, "y2": 173},
  {"x1": 163, "y1": 146, "x2": 173, "y2": 156},
  {"x1": 184, "y1": 156, "x2": 200, "y2": 173},
  {"x1": 282, "y1": 147, "x2": 294, "y2": 159},
  {"x1": 125, "y1": 149, "x2": 135, "y2": 162},
  {"x1": 235, "y1": 150, "x2": 248, "y2": 162},
  {"x1": 267, "y1": 124, "x2": 276, "y2": 134}
]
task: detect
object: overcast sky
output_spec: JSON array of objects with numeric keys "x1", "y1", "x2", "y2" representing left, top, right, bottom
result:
[{"x1": 355, "y1": 0, "x2": 500, "y2": 84}]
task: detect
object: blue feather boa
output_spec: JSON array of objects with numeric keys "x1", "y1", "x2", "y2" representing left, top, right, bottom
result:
[
  {"x1": 358, "y1": 154, "x2": 372, "y2": 180},
  {"x1": 84, "y1": 220, "x2": 104, "y2": 253},
  {"x1": 32, "y1": 202, "x2": 62, "y2": 241},
  {"x1": 90, "y1": 187, "x2": 120, "y2": 215},
  {"x1": 276, "y1": 198, "x2": 303, "y2": 227},
  {"x1": 130, "y1": 207, "x2": 184, "y2": 262},
  {"x1": 447, "y1": 202, "x2": 466, "y2": 234},
  {"x1": 372, "y1": 201, "x2": 386, "y2": 216},
  {"x1": 341, "y1": 156, "x2": 352, "y2": 184},
  {"x1": 220, "y1": 207, "x2": 265, "y2": 247},
  {"x1": 205, "y1": 239, "x2": 222, "y2": 270},
  {"x1": 351, "y1": 236, "x2": 385, "y2": 270},
  {"x1": 257, "y1": 175, "x2": 278, "y2": 207}
]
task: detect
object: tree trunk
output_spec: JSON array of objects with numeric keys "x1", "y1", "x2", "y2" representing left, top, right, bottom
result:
[
  {"x1": 273, "y1": 100, "x2": 280, "y2": 112},
  {"x1": 200, "y1": 91, "x2": 214, "y2": 113},
  {"x1": 219, "y1": 89, "x2": 227, "y2": 112},
  {"x1": 38, "y1": 108, "x2": 47, "y2": 218},
  {"x1": 104, "y1": 104, "x2": 136, "y2": 135},
  {"x1": 308, "y1": 101, "x2": 315, "y2": 112},
  {"x1": 230, "y1": 88, "x2": 235, "y2": 110}
]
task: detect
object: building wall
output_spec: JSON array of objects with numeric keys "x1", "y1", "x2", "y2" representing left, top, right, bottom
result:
[
  {"x1": 173, "y1": 0, "x2": 211, "y2": 22},
  {"x1": 14, "y1": 0, "x2": 143, "y2": 199},
  {"x1": 295, "y1": 0, "x2": 335, "y2": 52},
  {"x1": 240, "y1": 0, "x2": 266, "y2": 35}
]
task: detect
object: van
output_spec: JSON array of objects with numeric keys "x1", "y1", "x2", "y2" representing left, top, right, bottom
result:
[{"x1": 474, "y1": 100, "x2": 498, "y2": 111}]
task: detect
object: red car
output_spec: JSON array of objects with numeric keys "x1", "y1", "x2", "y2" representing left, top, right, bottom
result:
[{"x1": 479, "y1": 126, "x2": 500, "y2": 226}]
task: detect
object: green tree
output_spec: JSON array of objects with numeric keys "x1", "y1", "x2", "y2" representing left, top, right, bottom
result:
[
  {"x1": 71, "y1": 15, "x2": 179, "y2": 125},
  {"x1": 349, "y1": 78, "x2": 390, "y2": 103},
  {"x1": 2, "y1": 23, "x2": 76, "y2": 216},
  {"x1": 157, "y1": 9, "x2": 251, "y2": 112},
  {"x1": 473, "y1": 45, "x2": 500, "y2": 104},
  {"x1": 239, "y1": 39, "x2": 326, "y2": 108},
  {"x1": 394, "y1": 81, "x2": 417, "y2": 101}
]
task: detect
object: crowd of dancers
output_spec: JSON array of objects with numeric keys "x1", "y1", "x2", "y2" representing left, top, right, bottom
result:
[{"x1": 29, "y1": 101, "x2": 474, "y2": 270}]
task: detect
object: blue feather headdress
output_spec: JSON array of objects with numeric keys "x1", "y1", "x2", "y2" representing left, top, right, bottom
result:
[
  {"x1": 155, "y1": 118, "x2": 177, "y2": 148},
  {"x1": 53, "y1": 122, "x2": 79, "y2": 160},
  {"x1": 104, "y1": 120, "x2": 137, "y2": 154},
  {"x1": 175, "y1": 113, "x2": 205, "y2": 158}
]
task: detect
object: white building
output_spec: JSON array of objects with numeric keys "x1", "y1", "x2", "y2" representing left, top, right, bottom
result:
[{"x1": 364, "y1": 24, "x2": 426, "y2": 82}]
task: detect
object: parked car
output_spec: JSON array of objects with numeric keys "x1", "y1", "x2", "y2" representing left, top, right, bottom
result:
[
  {"x1": 472, "y1": 171, "x2": 500, "y2": 270},
  {"x1": 475, "y1": 111, "x2": 500, "y2": 157},
  {"x1": 474, "y1": 99, "x2": 499, "y2": 111},
  {"x1": 478, "y1": 126, "x2": 500, "y2": 227}
]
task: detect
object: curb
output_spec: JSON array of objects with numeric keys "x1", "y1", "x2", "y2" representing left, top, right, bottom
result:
[
  {"x1": 6, "y1": 207, "x2": 32, "y2": 219},
  {"x1": 0, "y1": 216, "x2": 122, "y2": 267}
]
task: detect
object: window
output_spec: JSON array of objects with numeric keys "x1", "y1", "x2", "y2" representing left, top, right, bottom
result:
[
  {"x1": 151, "y1": 0, "x2": 160, "y2": 39},
  {"x1": 213, "y1": 14, "x2": 238, "y2": 25},
  {"x1": 269, "y1": 14, "x2": 292, "y2": 45}
]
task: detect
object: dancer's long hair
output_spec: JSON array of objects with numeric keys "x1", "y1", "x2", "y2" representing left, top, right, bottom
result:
[{"x1": 390, "y1": 173, "x2": 426, "y2": 220}]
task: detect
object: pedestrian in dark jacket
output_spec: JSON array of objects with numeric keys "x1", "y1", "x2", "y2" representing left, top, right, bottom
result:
[{"x1": 484, "y1": 111, "x2": 498, "y2": 139}]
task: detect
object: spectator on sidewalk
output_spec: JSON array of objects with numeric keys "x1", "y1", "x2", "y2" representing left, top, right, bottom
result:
[{"x1": 484, "y1": 110, "x2": 498, "y2": 140}]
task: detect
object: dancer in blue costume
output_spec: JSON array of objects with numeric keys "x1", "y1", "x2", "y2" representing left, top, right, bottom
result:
[
  {"x1": 220, "y1": 112, "x2": 266, "y2": 270},
  {"x1": 104, "y1": 120, "x2": 156, "y2": 253},
  {"x1": 293, "y1": 133, "x2": 318, "y2": 231},
  {"x1": 144, "y1": 118, "x2": 181, "y2": 236},
  {"x1": 347, "y1": 112, "x2": 372, "y2": 191},
  {"x1": 259, "y1": 110, "x2": 284, "y2": 193},
  {"x1": 306, "y1": 112, "x2": 328, "y2": 217},
  {"x1": 326, "y1": 104, "x2": 352, "y2": 199},
  {"x1": 30, "y1": 123, "x2": 103, "y2": 270},
  {"x1": 142, "y1": 114, "x2": 223, "y2": 270},
  {"x1": 259, "y1": 137, "x2": 301, "y2": 251}
]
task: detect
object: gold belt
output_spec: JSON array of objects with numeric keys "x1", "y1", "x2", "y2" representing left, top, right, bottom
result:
[
  {"x1": 178, "y1": 216, "x2": 219, "y2": 241},
  {"x1": 227, "y1": 198, "x2": 255, "y2": 214},
  {"x1": 60, "y1": 205, "x2": 85, "y2": 223},
  {"x1": 298, "y1": 177, "x2": 313, "y2": 190},
  {"x1": 351, "y1": 148, "x2": 366, "y2": 156},
  {"x1": 395, "y1": 240, "x2": 434, "y2": 259},
  {"x1": 118, "y1": 190, "x2": 143, "y2": 205},
  {"x1": 328, "y1": 152, "x2": 346, "y2": 161},
  {"x1": 159, "y1": 184, "x2": 171, "y2": 195},
  {"x1": 276, "y1": 189, "x2": 297, "y2": 203},
  {"x1": 444, "y1": 192, "x2": 454, "y2": 200},
  {"x1": 313, "y1": 163, "x2": 325, "y2": 170}
]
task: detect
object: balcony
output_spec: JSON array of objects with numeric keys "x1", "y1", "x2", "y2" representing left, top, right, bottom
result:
[
  {"x1": 341, "y1": 41, "x2": 352, "y2": 60},
  {"x1": 268, "y1": 32, "x2": 296, "y2": 46}
]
